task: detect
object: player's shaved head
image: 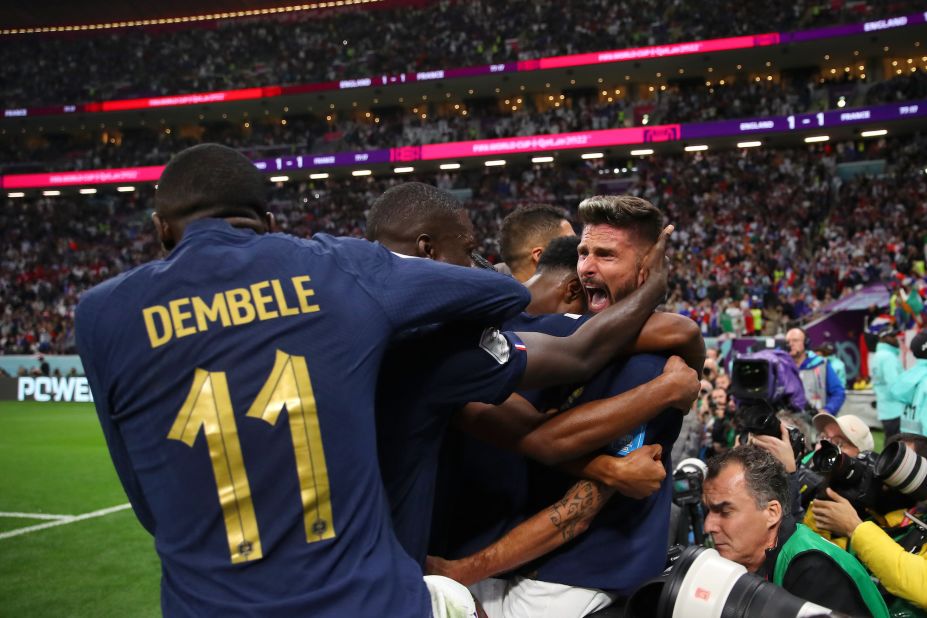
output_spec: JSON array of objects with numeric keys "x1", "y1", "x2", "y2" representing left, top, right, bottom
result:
[
  {"x1": 525, "y1": 235, "x2": 585, "y2": 315},
  {"x1": 153, "y1": 144, "x2": 272, "y2": 250},
  {"x1": 156, "y1": 143, "x2": 267, "y2": 220},
  {"x1": 366, "y1": 182, "x2": 463, "y2": 242},
  {"x1": 366, "y1": 182, "x2": 475, "y2": 266},
  {"x1": 536, "y1": 235, "x2": 580, "y2": 274}
]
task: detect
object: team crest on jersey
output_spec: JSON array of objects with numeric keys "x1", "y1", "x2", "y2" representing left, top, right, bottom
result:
[{"x1": 479, "y1": 328, "x2": 511, "y2": 364}]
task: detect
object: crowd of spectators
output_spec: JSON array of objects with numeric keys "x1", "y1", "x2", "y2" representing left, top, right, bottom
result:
[
  {"x1": 3, "y1": 133, "x2": 925, "y2": 355},
  {"x1": 0, "y1": 0, "x2": 917, "y2": 108},
  {"x1": 6, "y1": 69, "x2": 927, "y2": 173}
]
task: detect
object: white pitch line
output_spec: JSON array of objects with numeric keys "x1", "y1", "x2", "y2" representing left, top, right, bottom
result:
[
  {"x1": 0, "y1": 503, "x2": 131, "y2": 541},
  {"x1": 0, "y1": 511, "x2": 72, "y2": 520}
]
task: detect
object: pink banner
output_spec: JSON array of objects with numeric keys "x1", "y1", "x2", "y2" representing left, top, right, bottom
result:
[
  {"x1": 98, "y1": 87, "x2": 276, "y2": 112},
  {"x1": 2, "y1": 166, "x2": 165, "y2": 189},
  {"x1": 523, "y1": 33, "x2": 780, "y2": 71},
  {"x1": 418, "y1": 125, "x2": 682, "y2": 160}
]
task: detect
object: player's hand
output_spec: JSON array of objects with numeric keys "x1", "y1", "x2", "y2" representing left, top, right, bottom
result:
[
  {"x1": 812, "y1": 488, "x2": 864, "y2": 537},
  {"x1": 662, "y1": 355, "x2": 700, "y2": 412},
  {"x1": 638, "y1": 224, "x2": 673, "y2": 294},
  {"x1": 750, "y1": 421, "x2": 796, "y2": 473},
  {"x1": 593, "y1": 446, "x2": 665, "y2": 499},
  {"x1": 425, "y1": 555, "x2": 477, "y2": 586}
]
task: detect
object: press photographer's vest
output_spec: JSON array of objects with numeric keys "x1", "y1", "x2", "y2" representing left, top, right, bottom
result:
[
  {"x1": 774, "y1": 523, "x2": 890, "y2": 618},
  {"x1": 799, "y1": 362, "x2": 827, "y2": 410}
]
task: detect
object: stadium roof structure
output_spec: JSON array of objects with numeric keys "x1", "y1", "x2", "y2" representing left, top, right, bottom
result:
[{"x1": 0, "y1": 0, "x2": 386, "y2": 31}]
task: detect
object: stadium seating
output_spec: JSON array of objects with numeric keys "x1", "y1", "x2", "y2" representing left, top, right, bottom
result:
[{"x1": 3, "y1": 133, "x2": 924, "y2": 354}]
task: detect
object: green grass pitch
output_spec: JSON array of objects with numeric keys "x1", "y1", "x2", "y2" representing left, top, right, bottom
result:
[
  {"x1": 0, "y1": 401, "x2": 160, "y2": 617},
  {"x1": 0, "y1": 400, "x2": 887, "y2": 616}
]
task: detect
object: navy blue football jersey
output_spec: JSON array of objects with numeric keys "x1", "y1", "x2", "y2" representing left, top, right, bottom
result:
[
  {"x1": 430, "y1": 312, "x2": 589, "y2": 559},
  {"x1": 527, "y1": 353, "x2": 679, "y2": 594},
  {"x1": 376, "y1": 325, "x2": 527, "y2": 565},
  {"x1": 75, "y1": 219, "x2": 529, "y2": 618}
]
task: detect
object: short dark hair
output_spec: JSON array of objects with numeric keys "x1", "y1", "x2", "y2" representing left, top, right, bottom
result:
[
  {"x1": 706, "y1": 445, "x2": 790, "y2": 511},
  {"x1": 366, "y1": 182, "x2": 462, "y2": 241},
  {"x1": 155, "y1": 143, "x2": 266, "y2": 220},
  {"x1": 536, "y1": 235, "x2": 580, "y2": 274},
  {"x1": 577, "y1": 195, "x2": 663, "y2": 244},
  {"x1": 499, "y1": 204, "x2": 570, "y2": 267}
]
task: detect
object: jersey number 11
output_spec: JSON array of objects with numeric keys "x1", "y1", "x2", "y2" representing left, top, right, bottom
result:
[{"x1": 168, "y1": 350, "x2": 335, "y2": 564}]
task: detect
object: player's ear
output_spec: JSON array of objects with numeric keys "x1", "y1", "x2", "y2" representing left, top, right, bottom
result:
[
  {"x1": 152, "y1": 212, "x2": 176, "y2": 251},
  {"x1": 416, "y1": 233, "x2": 436, "y2": 260},
  {"x1": 564, "y1": 277, "x2": 584, "y2": 303},
  {"x1": 530, "y1": 246, "x2": 544, "y2": 268}
]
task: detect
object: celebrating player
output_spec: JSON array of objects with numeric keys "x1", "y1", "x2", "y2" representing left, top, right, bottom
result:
[{"x1": 75, "y1": 145, "x2": 534, "y2": 617}]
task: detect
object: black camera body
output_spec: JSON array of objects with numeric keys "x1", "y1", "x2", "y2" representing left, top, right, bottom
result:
[
  {"x1": 810, "y1": 441, "x2": 880, "y2": 511},
  {"x1": 734, "y1": 400, "x2": 808, "y2": 463}
]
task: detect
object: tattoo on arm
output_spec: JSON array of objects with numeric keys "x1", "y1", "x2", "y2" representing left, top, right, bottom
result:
[{"x1": 546, "y1": 480, "x2": 608, "y2": 542}]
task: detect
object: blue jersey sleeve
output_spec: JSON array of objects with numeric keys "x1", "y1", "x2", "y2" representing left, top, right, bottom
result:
[
  {"x1": 75, "y1": 282, "x2": 156, "y2": 534},
  {"x1": 425, "y1": 328, "x2": 529, "y2": 407},
  {"x1": 316, "y1": 235, "x2": 530, "y2": 331}
]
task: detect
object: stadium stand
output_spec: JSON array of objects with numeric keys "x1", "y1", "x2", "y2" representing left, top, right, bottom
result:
[
  {"x1": 3, "y1": 134, "x2": 924, "y2": 355},
  {"x1": 4, "y1": 70, "x2": 927, "y2": 173},
  {"x1": 0, "y1": 0, "x2": 917, "y2": 107}
]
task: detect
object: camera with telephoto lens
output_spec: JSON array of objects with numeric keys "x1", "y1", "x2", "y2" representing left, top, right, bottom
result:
[
  {"x1": 734, "y1": 400, "x2": 807, "y2": 463},
  {"x1": 875, "y1": 441, "x2": 927, "y2": 502},
  {"x1": 810, "y1": 440, "x2": 880, "y2": 510},
  {"x1": 627, "y1": 545, "x2": 847, "y2": 618},
  {"x1": 811, "y1": 440, "x2": 927, "y2": 513}
]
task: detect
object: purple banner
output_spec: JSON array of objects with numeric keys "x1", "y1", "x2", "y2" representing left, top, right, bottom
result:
[
  {"x1": 253, "y1": 149, "x2": 392, "y2": 172},
  {"x1": 681, "y1": 99, "x2": 927, "y2": 140},
  {"x1": 787, "y1": 12, "x2": 927, "y2": 44},
  {"x1": 805, "y1": 310, "x2": 868, "y2": 381}
]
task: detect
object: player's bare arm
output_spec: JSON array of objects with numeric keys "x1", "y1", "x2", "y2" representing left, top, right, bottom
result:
[
  {"x1": 454, "y1": 355, "x2": 699, "y2": 465},
  {"x1": 425, "y1": 477, "x2": 614, "y2": 586}
]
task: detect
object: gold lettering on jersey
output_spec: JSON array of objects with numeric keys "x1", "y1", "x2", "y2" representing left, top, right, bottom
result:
[
  {"x1": 169, "y1": 298, "x2": 197, "y2": 339},
  {"x1": 250, "y1": 281, "x2": 279, "y2": 321},
  {"x1": 142, "y1": 278, "x2": 321, "y2": 348},
  {"x1": 292, "y1": 276, "x2": 320, "y2": 314}
]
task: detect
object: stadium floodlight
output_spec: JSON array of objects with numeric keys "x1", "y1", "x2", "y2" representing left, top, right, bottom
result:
[
  {"x1": 439, "y1": 163, "x2": 461, "y2": 170},
  {"x1": 269, "y1": 175, "x2": 289, "y2": 182},
  {"x1": 531, "y1": 156, "x2": 554, "y2": 163},
  {"x1": 804, "y1": 135, "x2": 829, "y2": 143},
  {"x1": 309, "y1": 173, "x2": 329, "y2": 180},
  {"x1": 581, "y1": 152, "x2": 604, "y2": 159},
  {"x1": 352, "y1": 170, "x2": 372, "y2": 176},
  {"x1": 117, "y1": 186, "x2": 135, "y2": 192},
  {"x1": 42, "y1": 190, "x2": 61, "y2": 196},
  {"x1": 630, "y1": 149, "x2": 654, "y2": 156},
  {"x1": 7, "y1": 192, "x2": 25, "y2": 198},
  {"x1": 684, "y1": 145, "x2": 709, "y2": 152},
  {"x1": 484, "y1": 160, "x2": 506, "y2": 167},
  {"x1": 737, "y1": 141, "x2": 762, "y2": 148},
  {"x1": 860, "y1": 129, "x2": 888, "y2": 138},
  {"x1": 393, "y1": 167, "x2": 415, "y2": 174},
  {"x1": 79, "y1": 188, "x2": 97, "y2": 194}
]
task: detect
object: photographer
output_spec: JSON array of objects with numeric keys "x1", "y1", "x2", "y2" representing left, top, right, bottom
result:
[
  {"x1": 802, "y1": 414, "x2": 876, "y2": 543},
  {"x1": 891, "y1": 330, "x2": 927, "y2": 435},
  {"x1": 702, "y1": 445, "x2": 889, "y2": 617},
  {"x1": 812, "y1": 434, "x2": 927, "y2": 612}
]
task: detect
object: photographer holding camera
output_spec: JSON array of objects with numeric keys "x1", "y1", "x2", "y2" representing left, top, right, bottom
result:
[
  {"x1": 702, "y1": 445, "x2": 889, "y2": 617},
  {"x1": 812, "y1": 434, "x2": 927, "y2": 614}
]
